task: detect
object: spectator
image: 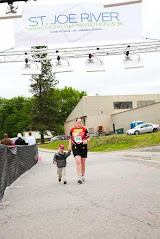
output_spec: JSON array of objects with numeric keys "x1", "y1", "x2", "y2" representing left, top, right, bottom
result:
[
  {"x1": 26, "y1": 132, "x2": 36, "y2": 145},
  {"x1": 1, "y1": 133, "x2": 12, "y2": 146},
  {"x1": 15, "y1": 133, "x2": 26, "y2": 145},
  {"x1": 11, "y1": 141, "x2": 15, "y2": 146}
]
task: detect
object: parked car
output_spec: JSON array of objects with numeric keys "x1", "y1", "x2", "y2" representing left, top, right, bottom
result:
[
  {"x1": 51, "y1": 136, "x2": 63, "y2": 142},
  {"x1": 126, "y1": 123, "x2": 159, "y2": 135},
  {"x1": 89, "y1": 133, "x2": 98, "y2": 138},
  {"x1": 51, "y1": 135, "x2": 69, "y2": 142}
]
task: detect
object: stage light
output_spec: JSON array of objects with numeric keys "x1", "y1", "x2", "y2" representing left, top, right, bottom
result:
[
  {"x1": 22, "y1": 53, "x2": 42, "y2": 75},
  {"x1": 85, "y1": 54, "x2": 105, "y2": 72},
  {"x1": 103, "y1": 0, "x2": 142, "y2": 8},
  {"x1": 0, "y1": 1, "x2": 25, "y2": 19},
  {"x1": 123, "y1": 48, "x2": 143, "y2": 69},
  {"x1": 52, "y1": 55, "x2": 73, "y2": 73}
]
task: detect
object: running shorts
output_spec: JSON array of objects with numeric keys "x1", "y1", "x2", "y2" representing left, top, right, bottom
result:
[{"x1": 72, "y1": 144, "x2": 87, "y2": 158}]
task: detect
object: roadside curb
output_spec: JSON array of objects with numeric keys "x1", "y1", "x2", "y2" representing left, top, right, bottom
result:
[
  {"x1": 38, "y1": 148, "x2": 56, "y2": 153},
  {"x1": 123, "y1": 154, "x2": 160, "y2": 162},
  {"x1": 38, "y1": 147, "x2": 160, "y2": 163}
]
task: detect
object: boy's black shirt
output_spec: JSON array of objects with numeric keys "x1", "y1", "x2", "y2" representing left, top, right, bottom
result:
[{"x1": 53, "y1": 151, "x2": 71, "y2": 168}]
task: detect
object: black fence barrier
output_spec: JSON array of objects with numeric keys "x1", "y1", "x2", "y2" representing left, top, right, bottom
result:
[{"x1": 0, "y1": 144, "x2": 38, "y2": 202}]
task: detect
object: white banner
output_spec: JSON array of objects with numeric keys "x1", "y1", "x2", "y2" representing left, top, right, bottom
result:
[{"x1": 14, "y1": 3, "x2": 143, "y2": 47}]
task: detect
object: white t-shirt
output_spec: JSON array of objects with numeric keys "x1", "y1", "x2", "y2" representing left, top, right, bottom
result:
[{"x1": 26, "y1": 136, "x2": 36, "y2": 145}]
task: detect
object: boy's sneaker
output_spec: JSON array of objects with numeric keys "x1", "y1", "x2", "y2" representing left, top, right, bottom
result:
[
  {"x1": 78, "y1": 179, "x2": 83, "y2": 184},
  {"x1": 58, "y1": 178, "x2": 61, "y2": 182},
  {"x1": 82, "y1": 175, "x2": 85, "y2": 182},
  {"x1": 64, "y1": 181, "x2": 67, "y2": 184}
]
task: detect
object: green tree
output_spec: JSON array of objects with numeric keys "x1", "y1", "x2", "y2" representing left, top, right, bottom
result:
[
  {"x1": 54, "y1": 87, "x2": 87, "y2": 127},
  {"x1": 30, "y1": 46, "x2": 59, "y2": 143},
  {"x1": 0, "y1": 97, "x2": 33, "y2": 139}
]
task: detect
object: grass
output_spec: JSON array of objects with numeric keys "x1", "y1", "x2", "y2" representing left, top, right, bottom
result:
[{"x1": 39, "y1": 131, "x2": 160, "y2": 152}]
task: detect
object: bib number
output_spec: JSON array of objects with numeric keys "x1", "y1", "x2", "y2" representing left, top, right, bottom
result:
[{"x1": 74, "y1": 136, "x2": 82, "y2": 144}]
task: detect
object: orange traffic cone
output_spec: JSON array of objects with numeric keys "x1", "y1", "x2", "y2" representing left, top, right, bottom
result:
[{"x1": 38, "y1": 156, "x2": 42, "y2": 162}]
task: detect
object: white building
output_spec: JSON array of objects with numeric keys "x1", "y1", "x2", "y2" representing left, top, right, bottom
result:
[
  {"x1": 64, "y1": 94, "x2": 160, "y2": 135},
  {"x1": 23, "y1": 131, "x2": 53, "y2": 140}
]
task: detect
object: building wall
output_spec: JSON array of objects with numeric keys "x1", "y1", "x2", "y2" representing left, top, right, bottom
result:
[
  {"x1": 111, "y1": 102, "x2": 160, "y2": 133},
  {"x1": 64, "y1": 94, "x2": 160, "y2": 135},
  {"x1": 66, "y1": 97, "x2": 86, "y2": 121},
  {"x1": 23, "y1": 131, "x2": 53, "y2": 139}
]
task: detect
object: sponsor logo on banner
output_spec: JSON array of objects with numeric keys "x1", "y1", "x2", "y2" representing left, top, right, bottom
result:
[{"x1": 14, "y1": 3, "x2": 143, "y2": 47}]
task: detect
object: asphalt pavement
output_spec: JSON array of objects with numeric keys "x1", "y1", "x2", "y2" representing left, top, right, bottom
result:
[{"x1": 0, "y1": 147, "x2": 160, "y2": 239}]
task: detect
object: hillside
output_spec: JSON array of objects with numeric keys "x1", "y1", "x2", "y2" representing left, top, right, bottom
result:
[{"x1": 39, "y1": 131, "x2": 160, "y2": 151}]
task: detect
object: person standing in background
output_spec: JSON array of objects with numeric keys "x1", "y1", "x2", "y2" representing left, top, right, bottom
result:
[
  {"x1": 1, "y1": 133, "x2": 12, "y2": 146},
  {"x1": 26, "y1": 132, "x2": 36, "y2": 145},
  {"x1": 15, "y1": 133, "x2": 26, "y2": 145}
]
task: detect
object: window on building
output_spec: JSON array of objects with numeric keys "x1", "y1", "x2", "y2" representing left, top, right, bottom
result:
[
  {"x1": 137, "y1": 100, "x2": 155, "y2": 108},
  {"x1": 81, "y1": 117, "x2": 86, "y2": 126},
  {"x1": 114, "y1": 102, "x2": 133, "y2": 109},
  {"x1": 84, "y1": 117, "x2": 86, "y2": 126}
]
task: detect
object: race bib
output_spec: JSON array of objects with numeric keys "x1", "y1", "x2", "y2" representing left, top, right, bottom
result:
[{"x1": 74, "y1": 136, "x2": 82, "y2": 144}]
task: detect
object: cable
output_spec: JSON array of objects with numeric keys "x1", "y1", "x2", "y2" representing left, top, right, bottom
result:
[
  {"x1": 146, "y1": 37, "x2": 160, "y2": 41},
  {"x1": 0, "y1": 47, "x2": 14, "y2": 54}
]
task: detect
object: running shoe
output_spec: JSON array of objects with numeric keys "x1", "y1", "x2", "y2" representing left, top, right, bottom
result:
[
  {"x1": 78, "y1": 179, "x2": 83, "y2": 184},
  {"x1": 64, "y1": 181, "x2": 67, "y2": 184},
  {"x1": 58, "y1": 178, "x2": 61, "y2": 182},
  {"x1": 82, "y1": 175, "x2": 85, "y2": 182}
]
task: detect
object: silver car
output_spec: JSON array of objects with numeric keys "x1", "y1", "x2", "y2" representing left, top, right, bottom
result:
[
  {"x1": 51, "y1": 135, "x2": 65, "y2": 142},
  {"x1": 126, "y1": 123, "x2": 159, "y2": 135}
]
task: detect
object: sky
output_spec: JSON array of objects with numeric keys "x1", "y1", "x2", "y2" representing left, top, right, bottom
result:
[{"x1": 0, "y1": 0, "x2": 160, "y2": 99}]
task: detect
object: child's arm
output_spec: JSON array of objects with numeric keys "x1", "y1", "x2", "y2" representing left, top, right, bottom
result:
[
  {"x1": 65, "y1": 150, "x2": 71, "y2": 158},
  {"x1": 53, "y1": 154, "x2": 57, "y2": 164}
]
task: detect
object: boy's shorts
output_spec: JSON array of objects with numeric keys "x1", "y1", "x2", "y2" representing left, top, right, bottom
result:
[{"x1": 72, "y1": 144, "x2": 87, "y2": 158}]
